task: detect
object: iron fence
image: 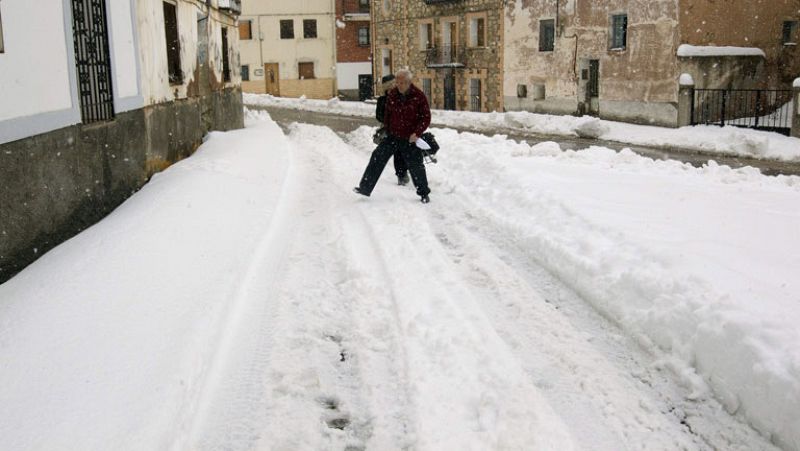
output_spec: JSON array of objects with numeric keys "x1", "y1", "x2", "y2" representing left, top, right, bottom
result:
[{"x1": 692, "y1": 89, "x2": 793, "y2": 135}]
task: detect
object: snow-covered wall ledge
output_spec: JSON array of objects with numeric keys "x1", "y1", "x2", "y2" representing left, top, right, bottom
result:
[{"x1": 677, "y1": 44, "x2": 766, "y2": 58}]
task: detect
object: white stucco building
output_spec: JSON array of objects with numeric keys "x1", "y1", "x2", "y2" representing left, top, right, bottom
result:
[
  {"x1": 238, "y1": 0, "x2": 337, "y2": 99},
  {"x1": 0, "y1": 0, "x2": 244, "y2": 281}
]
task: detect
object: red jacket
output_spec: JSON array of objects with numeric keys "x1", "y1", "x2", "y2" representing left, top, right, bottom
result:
[{"x1": 385, "y1": 84, "x2": 431, "y2": 140}]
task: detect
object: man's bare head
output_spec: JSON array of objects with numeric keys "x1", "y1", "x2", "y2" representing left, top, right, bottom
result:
[{"x1": 395, "y1": 69, "x2": 413, "y2": 94}]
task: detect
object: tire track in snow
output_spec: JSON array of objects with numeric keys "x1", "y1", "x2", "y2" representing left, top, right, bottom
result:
[
  {"x1": 330, "y1": 123, "x2": 778, "y2": 451},
  {"x1": 290, "y1": 123, "x2": 577, "y2": 450}
]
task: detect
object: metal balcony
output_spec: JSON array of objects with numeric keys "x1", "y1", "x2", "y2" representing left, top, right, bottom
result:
[
  {"x1": 218, "y1": 0, "x2": 241, "y2": 15},
  {"x1": 425, "y1": 46, "x2": 465, "y2": 68}
]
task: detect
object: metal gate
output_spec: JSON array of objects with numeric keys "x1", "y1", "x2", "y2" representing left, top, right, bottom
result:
[
  {"x1": 71, "y1": 0, "x2": 114, "y2": 123},
  {"x1": 443, "y1": 70, "x2": 456, "y2": 110},
  {"x1": 692, "y1": 89, "x2": 793, "y2": 135},
  {"x1": 358, "y1": 75, "x2": 373, "y2": 101}
]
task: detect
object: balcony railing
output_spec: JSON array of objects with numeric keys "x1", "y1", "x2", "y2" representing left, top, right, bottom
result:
[
  {"x1": 218, "y1": 0, "x2": 241, "y2": 15},
  {"x1": 425, "y1": 45, "x2": 465, "y2": 67}
]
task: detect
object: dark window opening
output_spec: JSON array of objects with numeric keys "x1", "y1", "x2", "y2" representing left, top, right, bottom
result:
[
  {"x1": 470, "y1": 17, "x2": 485, "y2": 47},
  {"x1": 239, "y1": 20, "x2": 252, "y2": 40},
  {"x1": 359, "y1": 0, "x2": 370, "y2": 12},
  {"x1": 241, "y1": 64, "x2": 250, "y2": 81},
  {"x1": 221, "y1": 27, "x2": 231, "y2": 82},
  {"x1": 611, "y1": 14, "x2": 628, "y2": 50},
  {"x1": 784, "y1": 21, "x2": 798, "y2": 45},
  {"x1": 303, "y1": 19, "x2": 317, "y2": 39},
  {"x1": 163, "y1": 1, "x2": 182, "y2": 84},
  {"x1": 539, "y1": 19, "x2": 555, "y2": 52},
  {"x1": 299, "y1": 62, "x2": 315, "y2": 79},
  {"x1": 71, "y1": 0, "x2": 115, "y2": 123},
  {"x1": 280, "y1": 19, "x2": 294, "y2": 39},
  {"x1": 358, "y1": 27, "x2": 370, "y2": 46}
]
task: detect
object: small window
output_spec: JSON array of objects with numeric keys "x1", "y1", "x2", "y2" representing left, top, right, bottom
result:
[
  {"x1": 420, "y1": 23, "x2": 433, "y2": 49},
  {"x1": 784, "y1": 21, "x2": 798, "y2": 45},
  {"x1": 221, "y1": 27, "x2": 231, "y2": 82},
  {"x1": 358, "y1": 27, "x2": 370, "y2": 46},
  {"x1": 239, "y1": 20, "x2": 252, "y2": 40},
  {"x1": 611, "y1": 14, "x2": 628, "y2": 50},
  {"x1": 539, "y1": 19, "x2": 555, "y2": 52},
  {"x1": 303, "y1": 19, "x2": 317, "y2": 39},
  {"x1": 383, "y1": 0, "x2": 390, "y2": 14},
  {"x1": 359, "y1": 0, "x2": 370, "y2": 12},
  {"x1": 241, "y1": 64, "x2": 250, "y2": 81},
  {"x1": 280, "y1": 20, "x2": 294, "y2": 39},
  {"x1": 299, "y1": 62, "x2": 315, "y2": 80},
  {"x1": 163, "y1": 1, "x2": 182, "y2": 84},
  {"x1": 470, "y1": 17, "x2": 485, "y2": 47}
]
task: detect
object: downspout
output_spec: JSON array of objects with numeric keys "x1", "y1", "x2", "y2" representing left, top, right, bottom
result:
[{"x1": 332, "y1": 0, "x2": 339, "y2": 98}]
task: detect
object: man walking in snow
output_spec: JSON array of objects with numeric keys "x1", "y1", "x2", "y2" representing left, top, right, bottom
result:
[
  {"x1": 354, "y1": 69, "x2": 432, "y2": 204},
  {"x1": 375, "y1": 74, "x2": 410, "y2": 186}
]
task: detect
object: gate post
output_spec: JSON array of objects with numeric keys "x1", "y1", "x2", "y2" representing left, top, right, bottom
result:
[
  {"x1": 792, "y1": 78, "x2": 800, "y2": 138},
  {"x1": 678, "y1": 74, "x2": 695, "y2": 128}
]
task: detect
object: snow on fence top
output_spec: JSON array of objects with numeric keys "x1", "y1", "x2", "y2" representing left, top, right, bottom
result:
[
  {"x1": 794, "y1": 77, "x2": 800, "y2": 88},
  {"x1": 679, "y1": 73, "x2": 694, "y2": 86},
  {"x1": 677, "y1": 44, "x2": 766, "y2": 58}
]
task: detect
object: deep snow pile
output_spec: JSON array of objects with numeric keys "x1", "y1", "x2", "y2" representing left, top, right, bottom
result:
[
  {"x1": 244, "y1": 93, "x2": 800, "y2": 162},
  {"x1": 0, "y1": 113, "x2": 292, "y2": 449},
  {"x1": 350, "y1": 124, "x2": 800, "y2": 449}
]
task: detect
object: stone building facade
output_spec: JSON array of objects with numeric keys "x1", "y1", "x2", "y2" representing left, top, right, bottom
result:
[
  {"x1": 371, "y1": 0, "x2": 504, "y2": 112},
  {"x1": 0, "y1": 0, "x2": 244, "y2": 283},
  {"x1": 336, "y1": 0, "x2": 374, "y2": 100},
  {"x1": 504, "y1": 0, "x2": 800, "y2": 127}
]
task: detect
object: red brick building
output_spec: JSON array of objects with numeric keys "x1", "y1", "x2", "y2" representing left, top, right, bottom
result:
[{"x1": 335, "y1": 0, "x2": 373, "y2": 100}]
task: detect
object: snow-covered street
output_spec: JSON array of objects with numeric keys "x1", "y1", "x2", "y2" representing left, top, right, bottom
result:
[{"x1": 1, "y1": 111, "x2": 798, "y2": 450}]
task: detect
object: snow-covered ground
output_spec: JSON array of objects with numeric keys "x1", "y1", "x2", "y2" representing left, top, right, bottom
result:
[
  {"x1": 244, "y1": 93, "x2": 800, "y2": 163},
  {"x1": 0, "y1": 110, "x2": 798, "y2": 450}
]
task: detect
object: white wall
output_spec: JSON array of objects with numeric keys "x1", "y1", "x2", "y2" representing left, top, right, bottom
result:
[
  {"x1": 0, "y1": 0, "x2": 75, "y2": 123},
  {"x1": 108, "y1": 0, "x2": 142, "y2": 108},
  {"x1": 336, "y1": 62, "x2": 371, "y2": 90},
  {"x1": 136, "y1": 0, "x2": 240, "y2": 106}
]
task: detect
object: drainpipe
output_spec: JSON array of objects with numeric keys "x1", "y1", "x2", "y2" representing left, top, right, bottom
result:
[
  {"x1": 555, "y1": 0, "x2": 560, "y2": 37},
  {"x1": 332, "y1": 0, "x2": 339, "y2": 98}
]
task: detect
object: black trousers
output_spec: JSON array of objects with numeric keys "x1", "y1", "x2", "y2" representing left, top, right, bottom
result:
[
  {"x1": 393, "y1": 148, "x2": 408, "y2": 177},
  {"x1": 358, "y1": 136, "x2": 431, "y2": 197}
]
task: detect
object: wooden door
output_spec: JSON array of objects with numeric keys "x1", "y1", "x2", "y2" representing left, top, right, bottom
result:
[{"x1": 264, "y1": 63, "x2": 280, "y2": 96}]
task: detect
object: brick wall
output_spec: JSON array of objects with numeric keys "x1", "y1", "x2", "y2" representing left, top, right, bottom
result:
[{"x1": 337, "y1": 20, "x2": 371, "y2": 62}]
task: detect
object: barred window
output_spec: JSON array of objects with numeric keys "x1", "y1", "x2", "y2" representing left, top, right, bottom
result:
[
  {"x1": 611, "y1": 14, "x2": 627, "y2": 50},
  {"x1": 303, "y1": 19, "x2": 317, "y2": 39},
  {"x1": 784, "y1": 21, "x2": 798, "y2": 45},
  {"x1": 539, "y1": 19, "x2": 554, "y2": 52},
  {"x1": 280, "y1": 20, "x2": 294, "y2": 39},
  {"x1": 358, "y1": 27, "x2": 370, "y2": 46}
]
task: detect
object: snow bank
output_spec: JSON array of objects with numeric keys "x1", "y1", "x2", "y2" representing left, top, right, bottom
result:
[
  {"x1": 348, "y1": 124, "x2": 800, "y2": 450},
  {"x1": 0, "y1": 111, "x2": 292, "y2": 449},
  {"x1": 677, "y1": 44, "x2": 766, "y2": 58},
  {"x1": 244, "y1": 93, "x2": 800, "y2": 162}
]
